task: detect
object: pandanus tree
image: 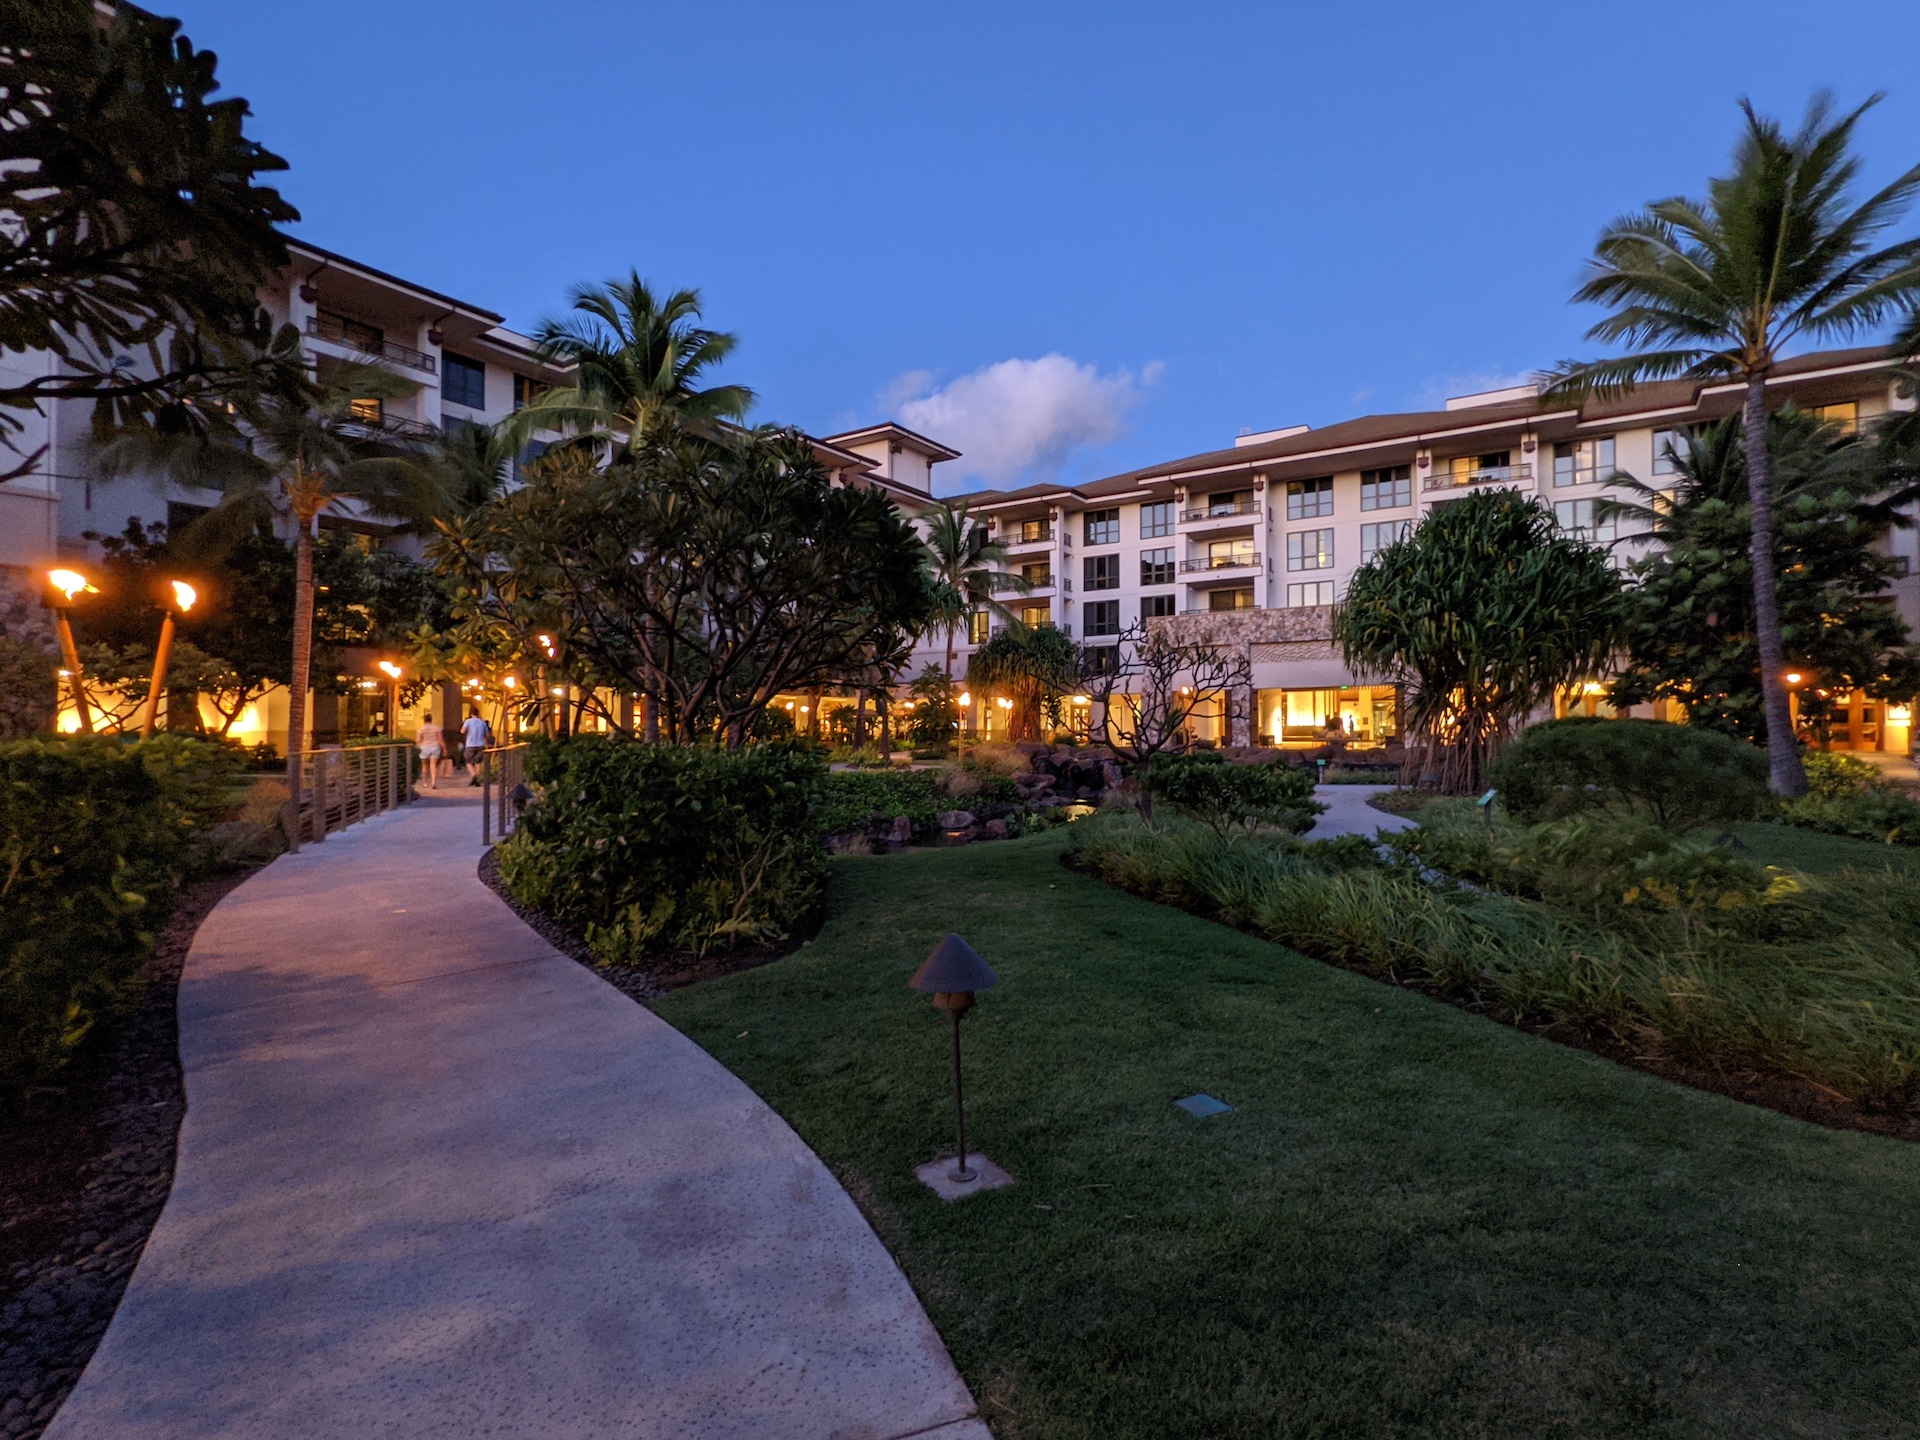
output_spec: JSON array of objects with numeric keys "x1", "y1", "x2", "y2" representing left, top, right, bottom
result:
[
  {"x1": 922, "y1": 499, "x2": 1031, "y2": 681},
  {"x1": 508, "y1": 272, "x2": 756, "y2": 453},
  {"x1": 966, "y1": 622, "x2": 1080, "y2": 744},
  {"x1": 1334, "y1": 490, "x2": 1621, "y2": 794},
  {"x1": 1544, "y1": 93, "x2": 1920, "y2": 796},
  {"x1": 98, "y1": 353, "x2": 450, "y2": 818}
]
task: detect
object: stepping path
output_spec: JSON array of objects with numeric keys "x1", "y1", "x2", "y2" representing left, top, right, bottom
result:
[
  {"x1": 48, "y1": 788, "x2": 988, "y2": 1440},
  {"x1": 1307, "y1": 783, "x2": 1414, "y2": 841}
]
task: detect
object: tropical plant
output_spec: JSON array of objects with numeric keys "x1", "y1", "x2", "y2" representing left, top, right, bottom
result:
[
  {"x1": 1598, "y1": 411, "x2": 1920, "y2": 742},
  {"x1": 436, "y1": 422, "x2": 932, "y2": 746},
  {"x1": 1544, "y1": 94, "x2": 1920, "y2": 796},
  {"x1": 0, "y1": 637, "x2": 58, "y2": 740},
  {"x1": 1487, "y1": 716, "x2": 1769, "y2": 829},
  {"x1": 509, "y1": 272, "x2": 755, "y2": 452},
  {"x1": 0, "y1": 0, "x2": 299, "y2": 481},
  {"x1": 97, "y1": 361, "x2": 451, "y2": 811},
  {"x1": 922, "y1": 500, "x2": 1031, "y2": 679},
  {"x1": 1334, "y1": 490, "x2": 1621, "y2": 794},
  {"x1": 966, "y1": 622, "x2": 1080, "y2": 743},
  {"x1": 1140, "y1": 752, "x2": 1323, "y2": 837}
]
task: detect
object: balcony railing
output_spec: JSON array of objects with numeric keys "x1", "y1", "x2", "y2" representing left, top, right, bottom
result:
[
  {"x1": 1004, "y1": 524, "x2": 1054, "y2": 547},
  {"x1": 1423, "y1": 461, "x2": 1532, "y2": 493},
  {"x1": 1181, "y1": 499, "x2": 1260, "y2": 523},
  {"x1": 1183, "y1": 604, "x2": 1262, "y2": 615},
  {"x1": 306, "y1": 315, "x2": 437, "y2": 374},
  {"x1": 341, "y1": 411, "x2": 440, "y2": 442},
  {"x1": 1180, "y1": 552, "x2": 1261, "y2": 574}
]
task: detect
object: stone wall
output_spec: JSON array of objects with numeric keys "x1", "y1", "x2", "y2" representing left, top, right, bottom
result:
[
  {"x1": 1148, "y1": 605, "x2": 1334, "y2": 648},
  {"x1": 0, "y1": 564, "x2": 58, "y2": 653}
]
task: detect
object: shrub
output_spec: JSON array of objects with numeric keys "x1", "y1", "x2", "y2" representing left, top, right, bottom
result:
[
  {"x1": 0, "y1": 636, "x2": 58, "y2": 741},
  {"x1": 1141, "y1": 752, "x2": 1323, "y2": 836},
  {"x1": 1778, "y1": 787, "x2": 1920, "y2": 846},
  {"x1": 499, "y1": 738, "x2": 827, "y2": 963},
  {"x1": 814, "y1": 769, "x2": 946, "y2": 839},
  {"x1": 1487, "y1": 717, "x2": 1768, "y2": 829},
  {"x1": 1800, "y1": 749, "x2": 1879, "y2": 799},
  {"x1": 2, "y1": 737, "x2": 187, "y2": 1090}
]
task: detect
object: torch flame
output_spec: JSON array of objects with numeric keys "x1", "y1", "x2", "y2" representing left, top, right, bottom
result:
[
  {"x1": 170, "y1": 580, "x2": 197, "y2": 612},
  {"x1": 48, "y1": 568, "x2": 96, "y2": 602},
  {"x1": 377, "y1": 660, "x2": 403, "y2": 679}
]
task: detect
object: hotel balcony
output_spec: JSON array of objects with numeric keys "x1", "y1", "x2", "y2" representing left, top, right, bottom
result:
[
  {"x1": 1180, "y1": 498, "x2": 1260, "y2": 529},
  {"x1": 1183, "y1": 603, "x2": 1261, "y2": 614},
  {"x1": 1422, "y1": 460, "x2": 1532, "y2": 494},
  {"x1": 1180, "y1": 552, "x2": 1261, "y2": 578},
  {"x1": 1002, "y1": 523, "x2": 1054, "y2": 550},
  {"x1": 340, "y1": 410, "x2": 440, "y2": 442},
  {"x1": 306, "y1": 315, "x2": 438, "y2": 375}
]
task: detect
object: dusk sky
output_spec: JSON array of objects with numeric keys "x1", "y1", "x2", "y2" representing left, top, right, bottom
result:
[{"x1": 171, "y1": 1, "x2": 1920, "y2": 493}]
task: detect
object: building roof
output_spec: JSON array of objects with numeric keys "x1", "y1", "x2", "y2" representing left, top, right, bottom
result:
[
  {"x1": 822, "y1": 422, "x2": 962, "y2": 463},
  {"x1": 285, "y1": 238, "x2": 505, "y2": 325}
]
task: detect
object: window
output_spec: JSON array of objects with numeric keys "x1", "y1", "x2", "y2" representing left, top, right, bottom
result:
[
  {"x1": 1208, "y1": 588, "x2": 1255, "y2": 612},
  {"x1": 1207, "y1": 538, "x2": 1255, "y2": 568},
  {"x1": 1141, "y1": 547, "x2": 1175, "y2": 586},
  {"x1": 512, "y1": 373, "x2": 550, "y2": 411},
  {"x1": 1084, "y1": 644, "x2": 1121, "y2": 676},
  {"x1": 1016, "y1": 517, "x2": 1053, "y2": 544},
  {"x1": 1142, "y1": 594, "x2": 1177, "y2": 618},
  {"x1": 319, "y1": 310, "x2": 382, "y2": 350},
  {"x1": 1287, "y1": 581, "x2": 1336, "y2": 607},
  {"x1": 1360, "y1": 519, "x2": 1412, "y2": 561},
  {"x1": 443, "y1": 353, "x2": 486, "y2": 409},
  {"x1": 1018, "y1": 602, "x2": 1051, "y2": 627},
  {"x1": 968, "y1": 610, "x2": 991, "y2": 644},
  {"x1": 1286, "y1": 477, "x2": 1333, "y2": 520},
  {"x1": 1360, "y1": 466, "x2": 1411, "y2": 510},
  {"x1": 1141, "y1": 500, "x2": 1175, "y2": 538},
  {"x1": 1651, "y1": 427, "x2": 1690, "y2": 477},
  {"x1": 513, "y1": 438, "x2": 549, "y2": 482},
  {"x1": 1084, "y1": 508, "x2": 1119, "y2": 546},
  {"x1": 1287, "y1": 528, "x2": 1334, "y2": 570},
  {"x1": 1084, "y1": 554, "x2": 1120, "y2": 591},
  {"x1": 1085, "y1": 600, "x2": 1121, "y2": 637},
  {"x1": 1553, "y1": 498, "x2": 1616, "y2": 543},
  {"x1": 1812, "y1": 402, "x2": 1859, "y2": 437},
  {"x1": 1441, "y1": 450, "x2": 1513, "y2": 485},
  {"x1": 1020, "y1": 561, "x2": 1051, "y2": 587},
  {"x1": 348, "y1": 396, "x2": 383, "y2": 424},
  {"x1": 1553, "y1": 436, "x2": 1615, "y2": 487}
]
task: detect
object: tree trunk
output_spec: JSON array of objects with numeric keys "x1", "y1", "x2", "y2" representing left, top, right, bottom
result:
[
  {"x1": 286, "y1": 517, "x2": 315, "y2": 844},
  {"x1": 852, "y1": 689, "x2": 867, "y2": 748},
  {"x1": 878, "y1": 680, "x2": 893, "y2": 757},
  {"x1": 1743, "y1": 374, "x2": 1809, "y2": 797},
  {"x1": 643, "y1": 688, "x2": 659, "y2": 744}
]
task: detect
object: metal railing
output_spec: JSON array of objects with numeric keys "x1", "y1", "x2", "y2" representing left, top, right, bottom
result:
[
  {"x1": 1004, "y1": 524, "x2": 1054, "y2": 546},
  {"x1": 290, "y1": 742, "x2": 415, "y2": 848},
  {"x1": 1423, "y1": 461, "x2": 1533, "y2": 493},
  {"x1": 305, "y1": 314, "x2": 438, "y2": 374},
  {"x1": 1181, "y1": 499, "x2": 1260, "y2": 522},
  {"x1": 1183, "y1": 603, "x2": 1261, "y2": 614},
  {"x1": 341, "y1": 411, "x2": 440, "y2": 441},
  {"x1": 1180, "y1": 552, "x2": 1261, "y2": 573},
  {"x1": 480, "y1": 743, "x2": 530, "y2": 845}
]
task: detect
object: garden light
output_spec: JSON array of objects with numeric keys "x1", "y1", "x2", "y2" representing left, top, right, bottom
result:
[
  {"x1": 502, "y1": 675, "x2": 517, "y2": 689},
  {"x1": 909, "y1": 933, "x2": 1000, "y2": 1186},
  {"x1": 378, "y1": 660, "x2": 403, "y2": 679},
  {"x1": 957, "y1": 691, "x2": 972, "y2": 707},
  {"x1": 141, "y1": 579, "x2": 203, "y2": 738},
  {"x1": 995, "y1": 696, "x2": 1013, "y2": 710},
  {"x1": 1785, "y1": 671, "x2": 1805, "y2": 686}
]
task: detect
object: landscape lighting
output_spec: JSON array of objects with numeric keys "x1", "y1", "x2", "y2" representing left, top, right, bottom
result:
[
  {"x1": 909, "y1": 934, "x2": 1001, "y2": 1186},
  {"x1": 377, "y1": 660, "x2": 403, "y2": 679},
  {"x1": 43, "y1": 567, "x2": 98, "y2": 732},
  {"x1": 141, "y1": 579, "x2": 203, "y2": 737},
  {"x1": 957, "y1": 691, "x2": 972, "y2": 707},
  {"x1": 47, "y1": 568, "x2": 96, "y2": 603}
]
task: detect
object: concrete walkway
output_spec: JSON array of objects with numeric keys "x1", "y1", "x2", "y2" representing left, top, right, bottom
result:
[
  {"x1": 48, "y1": 789, "x2": 988, "y2": 1440},
  {"x1": 1306, "y1": 783, "x2": 1414, "y2": 841}
]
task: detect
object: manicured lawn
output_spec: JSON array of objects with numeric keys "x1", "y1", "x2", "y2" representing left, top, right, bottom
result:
[
  {"x1": 1728, "y1": 819, "x2": 1920, "y2": 874},
  {"x1": 656, "y1": 830, "x2": 1920, "y2": 1440}
]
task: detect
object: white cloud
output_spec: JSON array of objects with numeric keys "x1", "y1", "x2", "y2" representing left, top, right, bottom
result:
[
  {"x1": 888, "y1": 354, "x2": 1157, "y2": 489},
  {"x1": 1411, "y1": 366, "x2": 1537, "y2": 410}
]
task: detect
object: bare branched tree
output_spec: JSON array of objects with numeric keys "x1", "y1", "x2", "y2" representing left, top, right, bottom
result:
[{"x1": 1085, "y1": 621, "x2": 1252, "y2": 765}]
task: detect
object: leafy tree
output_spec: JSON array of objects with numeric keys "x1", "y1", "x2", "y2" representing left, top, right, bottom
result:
[
  {"x1": 1085, "y1": 619, "x2": 1253, "y2": 764},
  {"x1": 98, "y1": 363, "x2": 450, "y2": 807},
  {"x1": 1335, "y1": 490, "x2": 1621, "y2": 794},
  {"x1": 0, "y1": 637, "x2": 59, "y2": 739},
  {"x1": 907, "y1": 665, "x2": 960, "y2": 752},
  {"x1": 1140, "y1": 752, "x2": 1323, "y2": 837},
  {"x1": 1545, "y1": 94, "x2": 1920, "y2": 796},
  {"x1": 966, "y1": 622, "x2": 1080, "y2": 743},
  {"x1": 0, "y1": 0, "x2": 298, "y2": 479},
  {"x1": 509, "y1": 273, "x2": 755, "y2": 451},
  {"x1": 922, "y1": 499, "x2": 1029, "y2": 679},
  {"x1": 436, "y1": 421, "x2": 932, "y2": 746},
  {"x1": 1601, "y1": 411, "x2": 1920, "y2": 744}
]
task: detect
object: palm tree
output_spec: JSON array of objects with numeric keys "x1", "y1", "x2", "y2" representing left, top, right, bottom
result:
[
  {"x1": 100, "y1": 359, "x2": 449, "y2": 832},
  {"x1": 1543, "y1": 93, "x2": 1920, "y2": 797},
  {"x1": 922, "y1": 499, "x2": 1031, "y2": 680},
  {"x1": 509, "y1": 272, "x2": 755, "y2": 452}
]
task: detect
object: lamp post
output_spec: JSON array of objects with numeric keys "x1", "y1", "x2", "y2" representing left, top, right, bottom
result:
[
  {"x1": 140, "y1": 581, "x2": 198, "y2": 739},
  {"x1": 45, "y1": 568, "x2": 98, "y2": 734},
  {"x1": 377, "y1": 660, "x2": 403, "y2": 738},
  {"x1": 909, "y1": 933, "x2": 1000, "y2": 1183}
]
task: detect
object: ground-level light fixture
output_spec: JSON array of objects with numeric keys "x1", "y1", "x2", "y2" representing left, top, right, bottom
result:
[
  {"x1": 140, "y1": 580, "x2": 199, "y2": 738},
  {"x1": 44, "y1": 567, "x2": 98, "y2": 734},
  {"x1": 909, "y1": 933, "x2": 1000, "y2": 1184}
]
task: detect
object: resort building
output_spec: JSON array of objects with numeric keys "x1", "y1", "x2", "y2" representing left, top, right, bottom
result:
[{"x1": 931, "y1": 347, "x2": 1919, "y2": 754}]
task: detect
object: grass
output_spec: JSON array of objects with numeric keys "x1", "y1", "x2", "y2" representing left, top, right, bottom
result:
[
  {"x1": 656, "y1": 830, "x2": 1920, "y2": 1439},
  {"x1": 1727, "y1": 819, "x2": 1920, "y2": 874}
]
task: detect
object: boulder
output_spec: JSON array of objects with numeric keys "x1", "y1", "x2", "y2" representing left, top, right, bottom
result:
[
  {"x1": 1013, "y1": 740, "x2": 1051, "y2": 767},
  {"x1": 1100, "y1": 760, "x2": 1124, "y2": 790},
  {"x1": 984, "y1": 818, "x2": 1009, "y2": 840},
  {"x1": 888, "y1": 814, "x2": 912, "y2": 845},
  {"x1": 937, "y1": 809, "x2": 977, "y2": 831}
]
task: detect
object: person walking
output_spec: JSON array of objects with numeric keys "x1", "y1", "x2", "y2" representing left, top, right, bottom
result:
[
  {"x1": 416, "y1": 712, "x2": 449, "y2": 790},
  {"x1": 461, "y1": 707, "x2": 493, "y2": 787}
]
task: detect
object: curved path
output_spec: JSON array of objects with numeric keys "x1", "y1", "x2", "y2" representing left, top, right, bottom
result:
[
  {"x1": 48, "y1": 788, "x2": 988, "y2": 1440},
  {"x1": 1306, "y1": 783, "x2": 1414, "y2": 841}
]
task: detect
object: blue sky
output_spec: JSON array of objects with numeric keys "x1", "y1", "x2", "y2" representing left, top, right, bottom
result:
[{"x1": 172, "y1": 0, "x2": 1920, "y2": 493}]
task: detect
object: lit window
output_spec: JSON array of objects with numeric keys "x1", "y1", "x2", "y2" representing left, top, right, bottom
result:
[
  {"x1": 1286, "y1": 477, "x2": 1333, "y2": 520},
  {"x1": 1811, "y1": 402, "x2": 1859, "y2": 437},
  {"x1": 349, "y1": 396, "x2": 383, "y2": 424},
  {"x1": 1206, "y1": 538, "x2": 1255, "y2": 568},
  {"x1": 1286, "y1": 528, "x2": 1334, "y2": 571},
  {"x1": 1018, "y1": 602, "x2": 1051, "y2": 627},
  {"x1": 1553, "y1": 436, "x2": 1616, "y2": 487},
  {"x1": 1360, "y1": 519, "x2": 1412, "y2": 561},
  {"x1": 968, "y1": 610, "x2": 991, "y2": 643},
  {"x1": 1020, "y1": 561, "x2": 1051, "y2": 587},
  {"x1": 1360, "y1": 466, "x2": 1411, "y2": 510},
  {"x1": 1084, "y1": 508, "x2": 1120, "y2": 546}
]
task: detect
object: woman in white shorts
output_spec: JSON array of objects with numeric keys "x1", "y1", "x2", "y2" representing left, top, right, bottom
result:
[{"x1": 416, "y1": 712, "x2": 448, "y2": 790}]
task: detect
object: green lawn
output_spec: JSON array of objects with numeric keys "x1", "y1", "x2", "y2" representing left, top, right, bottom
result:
[
  {"x1": 655, "y1": 830, "x2": 1920, "y2": 1440},
  {"x1": 1727, "y1": 819, "x2": 1920, "y2": 874}
]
